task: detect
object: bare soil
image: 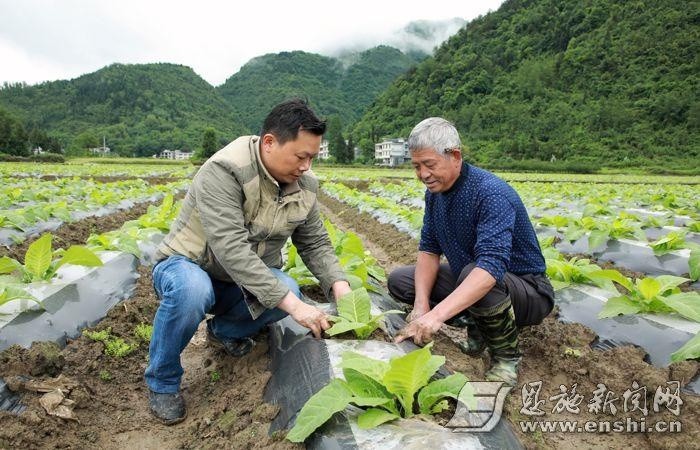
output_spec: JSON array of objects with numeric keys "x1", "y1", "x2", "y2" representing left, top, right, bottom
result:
[{"x1": 0, "y1": 265, "x2": 300, "y2": 450}]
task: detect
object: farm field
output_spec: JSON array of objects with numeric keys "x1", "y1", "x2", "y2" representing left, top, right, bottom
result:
[{"x1": 0, "y1": 160, "x2": 698, "y2": 449}]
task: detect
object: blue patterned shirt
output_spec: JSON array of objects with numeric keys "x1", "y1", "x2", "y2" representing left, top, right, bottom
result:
[{"x1": 418, "y1": 163, "x2": 545, "y2": 282}]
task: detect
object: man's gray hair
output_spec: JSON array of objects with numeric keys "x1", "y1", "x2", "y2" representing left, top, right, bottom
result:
[{"x1": 407, "y1": 117, "x2": 461, "y2": 155}]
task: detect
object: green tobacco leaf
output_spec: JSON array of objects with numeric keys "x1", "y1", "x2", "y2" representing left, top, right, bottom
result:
[
  {"x1": 431, "y1": 399, "x2": 450, "y2": 413},
  {"x1": 284, "y1": 244, "x2": 298, "y2": 270},
  {"x1": 0, "y1": 256, "x2": 21, "y2": 275},
  {"x1": 655, "y1": 275, "x2": 690, "y2": 294},
  {"x1": 382, "y1": 343, "x2": 444, "y2": 417},
  {"x1": 326, "y1": 321, "x2": 366, "y2": 336},
  {"x1": 286, "y1": 378, "x2": 353, "y2": 443},
  {"x1": 589, "y1": 269, "x2": 633, "y2": 292},
  {"x1": 636, "y1": 277, "x2": 661, "y2": 301},
  {"x1": 340, "y1": 352, "x2": 389, "y2": 381},
  {"x1": 350, "y1": 397, "x2": 394, "y2": 408},
  {"x1": 690, "y1": 248, "x2": 700, "y2": 282},
  {"x1": 598, "y1": 296, "x2": 643, "y2": 319},
  {"x1": 342, "y1": 233, "x2": 365, "y2": 258},
  {"x1": 354, "y1": 324, "x2": 378, "y2": 339},
  {"x1": 337, "y1": 288, "x2": 371, "y2": 323},
  {"x1": 24, "y1": 234, "x2": 53, "y2": 280},
  {"x1": 670, "y1": 332, "x2": 700, "y2": 362},
  {"x1": 366, "y1": 262, "x2": 386, "y2": 283},
  {"x1": 56, "y1": 246, "x2": 103, "y2": 269},
  {"x1": 0, "y1": 285, "x2": 40, "y2": 308},
  {"x1": 346, "y1": 274, "x2": 364, "y2": 290},
  {"x1": 658, "y1": 292, "x2": 700, "y2": 323},
  {"x1": 417, "y1": 373, "x2": 468, "y2": 415},
  {"x1": 549, "y1": 279, "x2": 570, "y2": 291},
  {"x1": 343, "y1": 368, "x2": 397, "y2": 414},
  {"x1": 343, "y1": 368, "x2": 392, "y2": 398},
  {"x1": 357, "y1": 408, "x2": 400, "y2": 429},
  {"x1": 588, "y1": 230, "x2": 609, "y2": 251}
]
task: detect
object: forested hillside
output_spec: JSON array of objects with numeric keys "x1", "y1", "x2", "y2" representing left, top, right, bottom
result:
[
  {"x1": 217, "y1": 46, "x2": 422, "y2": 133},
  {"x1": 352, "y1": 0, "x2": 699, "y2": 170},
  {"x1": 0, "y1": 63, "x2": 245, "y2": 156}
]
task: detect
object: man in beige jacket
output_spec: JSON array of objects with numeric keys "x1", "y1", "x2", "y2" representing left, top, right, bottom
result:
[{"x1": 145, "y1": 99, "x2": 351, "y2": 424}]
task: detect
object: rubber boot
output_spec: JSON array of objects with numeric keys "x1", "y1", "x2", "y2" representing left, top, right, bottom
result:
[
  {"x1": 453, "y1": 314, "x2": 486, "y2": 356},
  {"x1": 470, "y1": 297, "x2": 521, "y2": 386}
]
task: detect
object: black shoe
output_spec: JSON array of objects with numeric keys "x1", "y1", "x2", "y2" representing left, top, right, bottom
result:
[
  {"x1": 206, "y1": 320, "x2": 255, "y2": 357},
  {"x1": 149, "y1": 390, "x2": 186, "y2": 425}
]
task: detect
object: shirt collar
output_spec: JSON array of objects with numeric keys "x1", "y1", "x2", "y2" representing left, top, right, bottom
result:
[{"x1": 442, "y1": 162, "x2": 469, "y2": 195}]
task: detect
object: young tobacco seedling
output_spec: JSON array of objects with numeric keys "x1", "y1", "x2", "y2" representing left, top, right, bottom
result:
[
  {"x1": 326, "y1": 288, "x2": 402, "y2": 339},
  {"x1": 598, "y1": 274, "x2": 700, "y2": 323},
  {"x1": 0, "y1": 233, "x2": 103, "y2": 283},
  {"x1": 0, "y1": 284, "x2": 41, "y2": 309},
  {"x1": 286, "y1": 342, "x2": 470, "y2": 443}
]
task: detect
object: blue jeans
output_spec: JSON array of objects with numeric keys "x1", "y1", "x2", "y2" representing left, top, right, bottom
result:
[{"x1": 145, "y1": 255, "x2": 297, "y2": 393}]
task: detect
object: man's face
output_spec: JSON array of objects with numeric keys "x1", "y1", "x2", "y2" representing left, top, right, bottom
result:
[
  {"x1": 411, "y1": 148, "x2": 462, "y2": 193},
  {"x1": 260, "y1": 130, "x2": 321, "y2": 184}
]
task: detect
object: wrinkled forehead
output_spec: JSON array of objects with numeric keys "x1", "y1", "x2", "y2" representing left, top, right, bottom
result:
[{"x1": 411, "y1": 148, "x2": 445, "y2": 163}]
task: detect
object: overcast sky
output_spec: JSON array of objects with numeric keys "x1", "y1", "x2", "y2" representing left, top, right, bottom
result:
[{"x1": 0, "y1": 0, "x2": 504, "y2": 87}]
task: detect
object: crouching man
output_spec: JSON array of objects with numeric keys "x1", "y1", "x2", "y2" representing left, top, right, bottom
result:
[
  {"x1": 145, "y1": 99, "x2": 351, "y2": 424},
  {"x1": 391, "y1": 117, "x2": 554, "y2": 386}
]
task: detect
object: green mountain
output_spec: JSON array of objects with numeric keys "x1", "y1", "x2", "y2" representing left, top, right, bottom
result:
[
  {"x1": 351, "y1": 0, "x2": 699, "y2": 169},
  {"x1": 217, "y1": 46, "x2": 423, "y2": 133},
  {"x1": 0, "y1": 63, "x2": 245, "y2": 156}
]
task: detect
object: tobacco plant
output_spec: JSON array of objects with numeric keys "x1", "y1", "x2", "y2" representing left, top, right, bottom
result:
[
  {"x1": 286, "y1": 343, "x2": 470, "y2": 442},
  {"x1": 598, "y1": 274, "x2": 700, "y2": 323},
  {"x1": 0, "y1": 233, "x2": 103, "y2": 283},
  {"x1": 326, "y1": 288, "x2": 402, "y2": 339}
]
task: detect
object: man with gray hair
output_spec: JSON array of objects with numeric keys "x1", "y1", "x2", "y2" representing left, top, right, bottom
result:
[{"x1": 391, "y1": 117, "x2": 554, "y2": 386}]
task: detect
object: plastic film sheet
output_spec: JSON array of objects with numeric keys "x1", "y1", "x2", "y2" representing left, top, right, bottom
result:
[
  {"x1": 264, "y1": 293, "x2": 523, "y2": 449},
  {"x1": 555, "y1": 286, "x2": 700, "y2": 395},
  {"x1": 0, "y1": 252, "x2": 139, "y2": 351}
]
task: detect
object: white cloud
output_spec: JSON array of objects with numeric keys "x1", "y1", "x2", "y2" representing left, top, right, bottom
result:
[{"x1": 0, "y1": 0, "x2": 504, "y2": 86}]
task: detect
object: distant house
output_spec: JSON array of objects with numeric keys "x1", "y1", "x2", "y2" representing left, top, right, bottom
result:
[
  {"x1": 89, "y1": 146, "x2": 111, "y2": 156},
  {"x1": 374, "y1": 138, "x2": 409, "y2": 167},
  {"x1": 32, "y1": 147, "x2": 45, "y2": 155},
  {"x1": 159, "y1": 149, "x2": 193, "y2": 160},
  {"x1": 318, "y1": 140, "x2": 330, "y2": 160}
]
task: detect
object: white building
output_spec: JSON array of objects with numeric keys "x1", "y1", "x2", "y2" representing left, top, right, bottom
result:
[
  {"x1": 89, "y1": 146, "x2": 110, "y2": 156},
  {"x1": 374, "y1": 138, "x2": 409, "y2": 167},
  {"x1": 318, "y1": 140, "x2": 330, "y2": 160},
  {"x1": 159, "y1": 149, "x2": 193, "y2": 160}
]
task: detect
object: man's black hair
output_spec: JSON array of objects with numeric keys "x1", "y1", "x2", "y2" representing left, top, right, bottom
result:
[{"x1": 260, "y1": 98, "x2": 326, "y2": 144}]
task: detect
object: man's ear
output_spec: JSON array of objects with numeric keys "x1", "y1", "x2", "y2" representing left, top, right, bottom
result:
[
  {"x1": 449, "y1": 149, "x2": 462, "y2": 162},
  {"x1": 261, "y1": 133, "x2": 276, "y2": 152}
]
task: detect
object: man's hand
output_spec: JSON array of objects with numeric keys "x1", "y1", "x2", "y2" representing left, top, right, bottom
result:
[
  {"x1": 394, "y1": 312, "x2": 443, "y2": 346},
  {"x1": 406, "y1": 302, "x2": 430, "y2": 323},
  {"x1": 331, "y1": 280, "x2": 352, "y2": 302},
  {"x1": 278, "y1": 291, "x2": 330, "y2": 338}
]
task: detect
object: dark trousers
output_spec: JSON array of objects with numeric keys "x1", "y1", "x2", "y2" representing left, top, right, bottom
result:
[{"x1": 387, "y1": 263, "x2": 554, "y2": 327}]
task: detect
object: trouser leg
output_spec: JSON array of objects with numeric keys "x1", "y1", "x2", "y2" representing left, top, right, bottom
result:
[
  {"x1": 208, "y1": 268, "x2": 295, "y2": 340},
  {"x1": 145, "y1": 256, "x2": 215, "y2": 394}
]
